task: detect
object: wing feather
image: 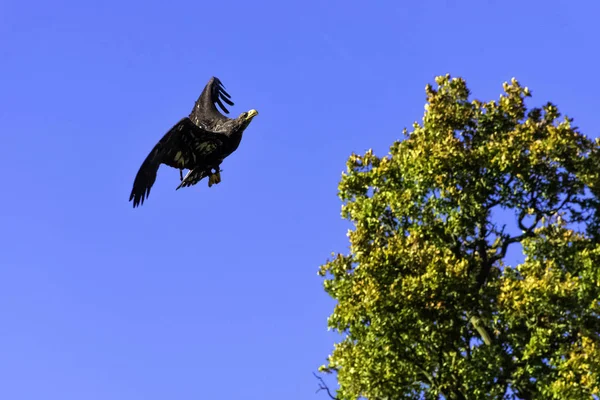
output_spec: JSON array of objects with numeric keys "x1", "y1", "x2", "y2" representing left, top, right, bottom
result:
[
  {"x1": 189, "y1": 76, "x2": 234, "y2": 126},
  {"x1": 129, "y1": 118, "x2": 229, "y2": 207}
]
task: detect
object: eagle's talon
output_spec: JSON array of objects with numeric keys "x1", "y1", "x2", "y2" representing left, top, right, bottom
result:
[{"x1": 207, "y1": 170, "x2": 222, "y2": 187}]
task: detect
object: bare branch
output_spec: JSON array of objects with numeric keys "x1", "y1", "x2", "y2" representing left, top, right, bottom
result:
[{"x1": 313, "y1": 373, "x2": 338, "y2": 399}]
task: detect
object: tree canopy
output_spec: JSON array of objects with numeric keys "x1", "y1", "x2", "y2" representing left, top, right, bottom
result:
[{"x1": 318, "y1": 75, "x2": 600, "y2": 399}]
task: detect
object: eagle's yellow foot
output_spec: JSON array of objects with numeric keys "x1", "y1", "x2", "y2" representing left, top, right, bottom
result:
[{"x1": 208, "y1": 170, "x2": 221, "y2": 187}]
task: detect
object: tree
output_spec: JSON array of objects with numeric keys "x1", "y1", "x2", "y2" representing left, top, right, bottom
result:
[{"x1": 317, "y1": 75, "x2": 600, "y2": 399}]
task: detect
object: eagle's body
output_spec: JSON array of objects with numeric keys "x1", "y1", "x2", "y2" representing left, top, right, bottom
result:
[{"x1": 129, "y1": 77, "x2": 258, "y2": 208}]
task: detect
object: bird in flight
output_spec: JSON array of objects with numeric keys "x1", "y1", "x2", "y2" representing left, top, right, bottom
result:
[{"x1": 129, "y1": 77, "x2": 258, "y2": 208}]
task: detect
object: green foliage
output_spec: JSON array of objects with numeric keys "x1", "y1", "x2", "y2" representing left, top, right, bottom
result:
[{"x1": 318, "y1": 75, "x2": 600, "y2": 399}]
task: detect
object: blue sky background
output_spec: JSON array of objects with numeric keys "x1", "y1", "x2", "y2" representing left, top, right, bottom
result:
[{"x1": 1, "y1": 0, "x2": 599, "y2": 399}]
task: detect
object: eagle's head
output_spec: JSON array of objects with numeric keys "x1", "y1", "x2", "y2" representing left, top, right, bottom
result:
[{"x1": 237, "y1": 109, "x2": 258, "y2": 128}]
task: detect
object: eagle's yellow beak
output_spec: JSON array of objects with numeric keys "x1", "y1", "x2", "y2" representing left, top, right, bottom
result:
[{"x1": 246, "y1": 109, "x2": 259, "y2": 120}]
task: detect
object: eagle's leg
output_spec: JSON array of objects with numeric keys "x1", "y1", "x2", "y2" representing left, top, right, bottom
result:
[
  {"x1": 179, "y1": 169, "x2": 184, "y2": 181},
  {"x1": 207, "y1": 166, "x2": 222, "y2": 188}
]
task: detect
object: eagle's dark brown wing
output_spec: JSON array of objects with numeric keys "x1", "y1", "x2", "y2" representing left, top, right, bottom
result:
[
  {"x1": 129, "y1": 118, "x2": 228, "y2": 208},
  {"x1": 189, "y1": 77, "x2": 234, "y2": 127}
]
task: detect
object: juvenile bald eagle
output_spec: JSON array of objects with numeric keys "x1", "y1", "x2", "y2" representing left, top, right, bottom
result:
[{"x1": 129, "y1": 77, "x2": 258, "y2": 208}]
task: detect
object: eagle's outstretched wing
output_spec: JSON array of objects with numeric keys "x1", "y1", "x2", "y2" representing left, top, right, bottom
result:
[
  {"x1": 129, "y1": 118, "x2": 228, "y2": 207},
  {"x1": 189, "y1": 77, "x2": 234, "y2": 126}
]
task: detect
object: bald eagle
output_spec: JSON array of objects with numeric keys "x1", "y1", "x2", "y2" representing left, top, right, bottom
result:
[{"x1": 129, "y1": 77, "x2": 258, "y2": 208}]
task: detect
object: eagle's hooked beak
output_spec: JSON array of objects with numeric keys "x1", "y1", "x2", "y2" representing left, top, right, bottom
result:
[{"x1": 246, "y1": 109, "x2": 259, "y2": 120}]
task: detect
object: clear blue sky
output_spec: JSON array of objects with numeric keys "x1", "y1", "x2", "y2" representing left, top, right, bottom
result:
[{"x1": 1, "y1": 1, "x2": 598, "y2": 399}]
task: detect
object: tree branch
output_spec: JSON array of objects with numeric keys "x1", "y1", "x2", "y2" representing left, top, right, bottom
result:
[
  {"x1": 313, "y1": 373, "x2": 338, "y2": 399},
  {"x1": 475, "y1": 213, "x2": 492, "y2": 290},
  {"x1": 469, "y1": 313, "x2": 492, "y2": 345}
]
